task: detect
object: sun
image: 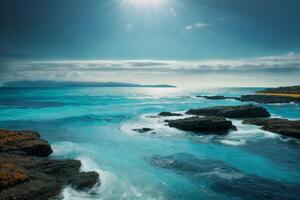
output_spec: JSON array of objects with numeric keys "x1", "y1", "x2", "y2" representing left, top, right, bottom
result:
[{"x1": 123, "y1": 0, "x2": 165, "y2": 8}]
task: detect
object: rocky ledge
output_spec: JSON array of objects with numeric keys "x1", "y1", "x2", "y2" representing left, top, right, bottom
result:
[
  {"x1": 196, "y1": 95, "x2": 238, "y2": 100},
  {"x1": 258, "y1": 85, "x2": 300, "y2": 94},
  {"x1": 243, "y1": 118, "x2": 300, "y2": 139},
  {"x1": 240, "y1": 94, "x2": 300, "y2": 104},
  {"x1": 186, "y1": 104, "x2": 270, "y2": 118},
  {"x1": 158, "y1": 112, "x2": 183, "y2": 117},
  {"x1": 0, "y1": 129, "x2": 99, "y2": 200},
  {"x1": 167, "y1": 116, "x2": 236, "y2": 134}
]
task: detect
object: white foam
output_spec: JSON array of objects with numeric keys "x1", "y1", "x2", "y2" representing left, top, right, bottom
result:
[
  {"x1": 218, "y1": 119, "x2": 279, "y2": 146},
  {"x1": 52, "y1": 141, "x2": 84, "y2": 156},
  {"x1": 60, "y1": 154, "x2": 164, "y2": 200},
  {"x1": 121, "y1": 112, "x2": 187, "y2": 137},
  {"x1": 201, "y1": 168, "x2": 244, "y2": 180},
  {"x1": 219, "y1": 139, "x2": 246, "y2": 146}
]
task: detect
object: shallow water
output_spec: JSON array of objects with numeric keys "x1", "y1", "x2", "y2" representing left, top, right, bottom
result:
[{"x1": 0, "y1": 87, "x2": 299, "y2": 200}]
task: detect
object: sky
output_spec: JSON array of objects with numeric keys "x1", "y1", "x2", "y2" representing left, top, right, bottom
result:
[{"x1": 0, "y1": 0, "x2": 300, "y2": 87}]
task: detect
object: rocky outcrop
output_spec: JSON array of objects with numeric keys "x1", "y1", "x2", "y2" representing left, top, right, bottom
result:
[
  {"x1": 0, "y1": 129, "x2": 53, "y2": 157},
  {"x1": 158, "y1": 112, "x2": 183, "y2": 117},
  {"x1": 132, "y1": 128, "x2": 155, "y2": 134},
  {"x1": 243, "y1": 118, "x2": 300, "y2": 139},
  {"x1": 186, "y1": 104, "x2": 270, "y2": 118},
  {"x1": 167, "y1": 116, "x2": 236, "y2": 134},
  {"x1": 0, "y1": 129, "x2": 100, "y2": 200},
  {"x1": 258, "y1": 86, "x2": 300, "y2": 94},
  {"x1": 197, "y1": 95, "x2": 238, "y2": 100},
  {"x1": 240, "y1": 94, "x2": 299, "y2": 104}
]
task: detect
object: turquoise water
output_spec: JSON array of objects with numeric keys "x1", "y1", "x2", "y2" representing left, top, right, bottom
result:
[{"x1": 0, "y1": 87, "x2": 299, "y2": 200}]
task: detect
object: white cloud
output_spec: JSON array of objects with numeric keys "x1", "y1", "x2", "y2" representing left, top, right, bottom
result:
[
  {"x1": 1, "y1": 53, "x2": 300, "y2": 87},
  {"x1": 194, "y1": 22, "x2": 208, "y2": 29},
  {"x1": 186, "y1": 22, "x2": 209, "y2": 31},
  {"x1": 185, "y1": 25, "x2": 193, "y2": 30}
]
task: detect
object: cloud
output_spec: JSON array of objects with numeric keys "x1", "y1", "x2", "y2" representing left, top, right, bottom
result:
[
  {"x1": 186, "y1": 22, "x2": 209, "y2": 31},
  {"x1": 1, "y1": 52, "x2": 300, "y2": 86},
  {"x1": 194, "y1": 23, "x2": 208, "y2": 29},
  {"x1": 169, "y1": 8, "x2": 176, "y2": 16},
  {"x1": 185, "y1": 25, "x2": 193, "y2": 30}
]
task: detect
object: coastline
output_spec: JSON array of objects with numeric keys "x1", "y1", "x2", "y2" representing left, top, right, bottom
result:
[
  {"x1": 0, "y1": 129, "x2": 100, "y2": 200},
  {"x1": 256, "y1": 92, "x2": 300, "y2": 98}
]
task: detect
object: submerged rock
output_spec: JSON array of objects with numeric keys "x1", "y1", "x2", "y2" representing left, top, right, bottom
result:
[
  {"x1": 132, "y1": 128, "x2": 155, "y2": 134},
  {"x1": 186, "y1": 104, "x2": 270, "y2": 118},
  {"x1": 167, "y1": 116, "x2": 236, "y2": 134},
  {"x1": 158, "y1": 112, "x2": 183, "y2": 117},
  {"x1": 243, "y1": 118, "x2": 300, "y2": 139},
  {"x1": 240, "y1": 94, "x2": 299, "y2": 104},
  {"x1": 197, "y1": 95, "x2": 238, "y2": 100},
  {"x1": 0, "y1": 129, "x2": 100, "y2": 200},
  {"x1": 147, "y1": 153, "x2": 300, "y2": 200}
]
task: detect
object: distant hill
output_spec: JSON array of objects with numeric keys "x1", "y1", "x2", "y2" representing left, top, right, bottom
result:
[
  {"x1": 2, "y1": 80, "x2": 176, "y2": 88},
  {"x1": 257, "y1": 85, "x2": 300, "y2": 94}
]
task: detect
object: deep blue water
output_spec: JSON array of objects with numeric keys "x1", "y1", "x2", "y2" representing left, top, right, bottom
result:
[{"x1": 0, "y1": 87, "x2": 299, "y2": 200}]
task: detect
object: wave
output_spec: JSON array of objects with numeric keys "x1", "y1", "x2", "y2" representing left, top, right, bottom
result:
[
  {"x1": 53, "y1": 141, "x2": 164, "y2": 200},
  {"x1": 121, "y1": 112, "x2": 284, "y2": 147},
  {"x1": 219, "y1": 120, "x2": 279, "y2": 146},
  {"x1": 121, "y1": 112, "x2": 187, "y2": 137}
]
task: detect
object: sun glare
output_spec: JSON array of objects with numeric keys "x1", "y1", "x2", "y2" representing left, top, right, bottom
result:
[{"x1": 124, "y1": 0, "x2": 165, "y2": 8}]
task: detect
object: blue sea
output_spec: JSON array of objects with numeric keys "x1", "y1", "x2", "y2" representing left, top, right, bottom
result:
[{"x1": 0, "y1": 87, "x2": 299, "y2": 200}]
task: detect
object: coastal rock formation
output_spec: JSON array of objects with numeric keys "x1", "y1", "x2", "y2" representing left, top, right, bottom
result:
[
  {"x1": 0, "y1": 129, "x2": 53, "y2": 157},
  {"x1": 158, "y1": 112, "x2": 183, "y2": 117},
  {"x1": 0, "y1": 129, "x2": 100, "y2": 200},
  {"x1": 132, "y1": 128, "x2": 155, "y2": 134},
  {"x1": 186, "y1": 104, "x2": 270, "y2": 118},
  {"x1": 258, "y1": 85, "x2": 300, "y2": 94},
  {"x1": 237, "y1": 86, "x2": 300, "y2": 104},
  {"x1": 197, "y1": 95, "x2": 238, "y2": 100},
  {"x1": 243, "y1": 118, "x2": 300, "y2": 139},
  {"x1": 240, "y1": 94, "x2": 300, "y2": 104},
  {"x1": 167, "y1": 116, "x2": 236, "y2": 134}
]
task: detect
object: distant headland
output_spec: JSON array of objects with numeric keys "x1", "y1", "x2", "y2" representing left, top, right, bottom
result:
[{"x1": 2, "y1": 80, "x2": 176, "y2": 88}]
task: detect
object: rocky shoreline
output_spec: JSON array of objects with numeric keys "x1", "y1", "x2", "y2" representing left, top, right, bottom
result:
[
  {"x1": 197, "y1": 86, "x2": 300, "y2": 104},
  {"x1": 0, "y1": 129, "x2": 100, "y2": 200},
  {"x1": 186, "y1": 104, "x2": 270, "y2": 118},
  {"x1": 134, "y1": 104, "x2": 300, "y2": 139},
  {"x1": 243, "y1": 118, "x2": 300, "y2": 139},
  {"x1": 167, "y1": 116, "x2": 236, "y2": 134}
]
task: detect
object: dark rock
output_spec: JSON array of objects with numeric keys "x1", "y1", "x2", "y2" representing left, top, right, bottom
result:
[
  {"x1": 258, "y1": 85, "x2": 300, "y2": 94},
  {"x1": 158, "y1": 112, "x2": 183, "y2": 117},
  {"x1": 0, "y1": 129, "x2": 100, "y2": 200},
  {"x1": 243, "y1": 118, "x2": 300, "y2": 139},
  {"x1": 71, "y1": 171, "x2": 99, "y2": 190},
  {"x1": 0, "y1": 129, "x2": 52, "y2": 157},
  {"x1": 132, "y1": 128, "x2": 154, "y2": 134},
  {"x1": 197, "y1": 95, "x2": 238, "y2": 100},
  {"x1": 0, "y1": 162, "x2": 31, "y2": 190},
  {"x1": 186, "y1": 104, "x2": 270, "y2": 118},
  {"x1": 0, "y1": 177, "x2": 61, "y2": 200},
  {"x1": 240, "y1": 94, "x2": 299, "y2": 104},
  {"x1": 167, "y1": 116, "x2": 236, "y2": 134}
]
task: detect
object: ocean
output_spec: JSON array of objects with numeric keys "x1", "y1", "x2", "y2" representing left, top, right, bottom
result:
[{"x1": 0, "y1": 87, "x2": 299, "y2": 200}]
